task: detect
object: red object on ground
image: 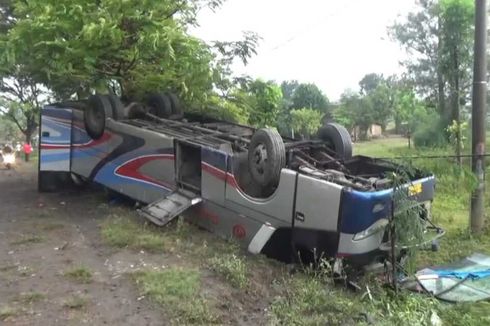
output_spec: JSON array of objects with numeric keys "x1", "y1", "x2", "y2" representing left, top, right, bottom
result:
[{"x1": 23, "y1": 143, "x2": 33, "y2": 154}]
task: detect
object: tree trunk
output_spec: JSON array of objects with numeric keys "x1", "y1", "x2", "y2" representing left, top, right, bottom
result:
[
  {"x1": 394, "y1": 117, "x2": 402, "y2": 134},
  {"x1": 437, "y1": 16, "x2": 446, "y2": 119},
  {"x1": 24, "y1": 115, "x2": 37, "y2": 146}
]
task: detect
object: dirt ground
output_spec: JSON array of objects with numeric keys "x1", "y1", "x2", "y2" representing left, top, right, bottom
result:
[
  {"x1": 0, "y1": 161, "x2": 282, "y2": 325},
  {"x1": 0, "y1": 161, "x2": 171, "y2": 325}
]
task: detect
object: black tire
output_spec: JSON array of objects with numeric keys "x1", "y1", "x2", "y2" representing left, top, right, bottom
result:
[
  {"x1": 147, "y1": 93, "x2": 172, "y2": 119},
  {"x1": 168, "y1": 93, "x2": 184, "y2": 119},
  {"x1": 85, "y1": 95, "x2": 112, "y2": 139},
  {"x1": 317, "y1": 123, "x2": 353, "y2": 160},
  {"x1": 107, "y1": 94, "x2": 125, "y2": 120},
  {"x1": 248, "y1": 128, "x2": 286, "y2": 188},
  {"x1": 125, "y1": 102, "x2": 147, "y2": 119}
]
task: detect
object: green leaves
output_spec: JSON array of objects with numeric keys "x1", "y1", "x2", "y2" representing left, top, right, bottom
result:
[
  {"x1": 2, "y1": 0, "x2": 224, "y2": 101},
  {"x1": 246, "y1": 79, "x2": 282, "y2": 128},
  {"x1": 290, "y1": 83, "x2": 329, "y2": 113},
  {"x1": 290, "y1": 108, "x2": 322, "y2": 138}
]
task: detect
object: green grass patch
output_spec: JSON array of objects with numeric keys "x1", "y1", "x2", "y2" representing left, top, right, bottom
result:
[
  {"x1": 63, "y1": 295, "x2": 88, "y2": 309},
  {"x1": 209, "y1": 253, "x2": 248, "y2": 289},
  {"x1": 64, "y1": 266, "x2": 92, "y2": 283},
  {"x1": 16, "y1": 292, "x2": 44, "y2": 304},
  {"x1": 10, "y1": 234, "x2": 43, "y2": 245},
  {"x1": 134, "y1": 268, "x2": 218, "y2": 324},
  {"x1": 270, "y1": 273, "x2": 490, "y2": 326},
  {"x1": 354, "y1": 137, "x2": 409, "y2": 157},
  {"x1": 270, "y1": 275, "x2": 363, "y2": 325},
  {"x1": 101, "y1": 216, "x2": 166, "y2": 252},
  {"x1": 0, "y1": 306, "x2": 17, "y2": 321}
]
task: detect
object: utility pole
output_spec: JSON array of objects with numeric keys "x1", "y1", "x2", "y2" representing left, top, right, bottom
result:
[{"x1": 470, "y1": 0, "x2": 487, "y2": 233}]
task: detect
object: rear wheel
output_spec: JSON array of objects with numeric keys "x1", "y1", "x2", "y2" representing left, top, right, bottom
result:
[
  {"x1": 106, "y1": 94, "x2": 125, "y2": 120},
  {"x1": 125, "y1": 102, "x2": 147, "y2": 119},
  {"x1": 85, "y1": 94, "x2": 112, "y2": 139},
  {"x1": 317, "y1": 123, "x2": 353, "y2": 160},
  {"x1": 248, "y1": 128, "x2": 286, "y2": 189},
  {"x1": 147, "y1": 93, "x2": 172, "y2": 119}
]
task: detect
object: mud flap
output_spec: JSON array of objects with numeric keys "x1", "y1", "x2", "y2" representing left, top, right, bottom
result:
[{"x1": 138, "y1": 189, "x2": 202, "y2": 226}]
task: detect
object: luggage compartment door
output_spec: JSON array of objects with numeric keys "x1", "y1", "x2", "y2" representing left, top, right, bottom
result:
[
  {"x1": 175, "y1": 141, "x2": 202, "y2": 193},
  {"x1": 139, "y1": 189, "x2": 202, "y2": 226}
]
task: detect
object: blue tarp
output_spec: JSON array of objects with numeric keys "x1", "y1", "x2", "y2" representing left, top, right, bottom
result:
[{"x1": 433, "y1": 269, "x2": 490, "y2": 280}]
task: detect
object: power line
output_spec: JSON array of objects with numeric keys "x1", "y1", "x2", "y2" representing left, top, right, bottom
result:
[
  {"x1": 266, "y1": 2, "x2": 355, "y2": 53},
  {"x1": 369, "y1": 153, "x2": 490, "y2": 161}
]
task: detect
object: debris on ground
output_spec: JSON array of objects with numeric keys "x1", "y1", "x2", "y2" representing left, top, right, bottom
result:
[{"x1": 404, "y1": 253, "x2": 490, "y2": 302}]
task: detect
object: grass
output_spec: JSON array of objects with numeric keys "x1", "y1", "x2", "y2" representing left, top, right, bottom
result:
[
  {"x1": 270, "y1": 271, "x2": 490, "y2": 326},
  {"x1": 16, "y1": 292, "x2": 44, "y2": 304},
  {"x1": 10, "y1": 234, "x2": 43, "y2": 245},
  {"x1": 63, "y1": 295, "x2": 89, "y2": 309},
  {"x1": 64, "y1": 266, "x2": 93, "y2": 283},
  {"x1": 101, "y1": 216, "x2": 166, "y2": 252},
  {"x1": 354, "y1": 136, "x2": 410, "y2": 158},
  {"x1": 270, "y1": 275, "x2": 363, "y2": 325},
  {"x1": 133, "y1": 268, "x2": 218, "y2": 324},
  {"x1": 0, "y1": 306, "x2": 17, "y2": 321},
  {"x1": 209, "y1": 253, "x2": 248, "y2": 289}
]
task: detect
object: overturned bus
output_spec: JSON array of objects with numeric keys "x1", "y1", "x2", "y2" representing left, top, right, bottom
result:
[{"x1": 38, "y1": 93, "x2": 435, "y2": 265}]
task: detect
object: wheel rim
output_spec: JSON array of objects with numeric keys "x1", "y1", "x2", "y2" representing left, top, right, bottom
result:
[{"x1": 252, "y1": 143, "x2": 268, "y2": 175}]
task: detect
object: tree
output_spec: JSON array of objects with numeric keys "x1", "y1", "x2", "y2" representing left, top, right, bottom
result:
[
  {"x1": 0, "y1": 68, "x2": 50, "y2": 143},
  {"x1": 290, "y1": 83, "x2": 329, "y2": 113},
  {"x1": 276, "y1": 80, "x2": 299, "y2": 137},
  {"x1": 359, "y1": 73, "x2": 384, "y2": 95},
  {"x1": 335, "y1": 90, "x2": 374, "y2": 141},
  {"x1": 358, "y1": 73, "x2": 393, "y2": 131},
  {"x1": 0, "y1": 114, "x2": 20, "y2": 141},
  {"x1": 290, "y1": 108, "x2": 322, "y2": 139},
  {"x1": 0, "y1": 0, "x2": 228, "y2": 102},
  {"x1": 390, "y1": 0, "x2": 443, "y2": 111},
  {"x1": 280, "y1": 80, "x2": 299, "y2": 100},
  {"x1": 0, "y1": 0, "x2": 14, "y2": 33},
  {"x1": 439, "y1": 0, "x2": 474, "y2": 165},
  {"x1": 0, "y1": 0, "x2": 259, "y2": 142},
  {"x1": 246, "y1": 79, "x2": 282, "y2": 128},
  {"x1": 390, "y1": 0, "x2": 474, "y2": 161}
]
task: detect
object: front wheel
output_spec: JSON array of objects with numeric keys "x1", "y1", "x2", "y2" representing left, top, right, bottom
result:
[{"x1": 247, "y1": 128, "x2": 286, "y2": 189}]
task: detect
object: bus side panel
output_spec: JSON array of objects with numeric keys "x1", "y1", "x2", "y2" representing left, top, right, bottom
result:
[
  {"x1": 70, "y1": 110, "x2": 122, "y2": 178},
  {"x1": 70, "y1": 113, "x2": 176, "y2": 203},
  {"x1": 91, "y1": 126, "x2": 176, "y2": 204},
  {"x1": 39, "y1": 106, "x2": 73, "y2": 172}
]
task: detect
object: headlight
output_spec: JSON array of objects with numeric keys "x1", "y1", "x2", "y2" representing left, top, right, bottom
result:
[{"x1": 352, "y1": 218, "x2": 389, "y2": 241}]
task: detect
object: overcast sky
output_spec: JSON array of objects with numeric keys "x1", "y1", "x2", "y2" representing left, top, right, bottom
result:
[{"x1": 192, "y1": 0, "x2": 418, "y2": 101}]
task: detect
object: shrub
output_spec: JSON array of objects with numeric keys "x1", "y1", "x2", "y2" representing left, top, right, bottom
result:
[{"x1": 413, "y1": 113, "x2": 447, "y2": 148}]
